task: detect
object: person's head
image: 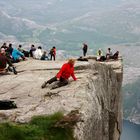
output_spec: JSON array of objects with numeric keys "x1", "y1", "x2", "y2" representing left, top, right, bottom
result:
[
  {"x1": 53, "y1": 46, "x2": 56, "y2": 49},
  {"x1": 38, "y1": 46, "x2": 42, "y2": 49},
  {"x1": 2, "y1": 42, "x2": 6, "y2": 46},
  {"x1": 0, "y1": 48, "x2": 6, "y2": 55},
  {"x1": 116, "y1": 51, "x2": 119, "y2": 54},
  {"x1": 31, "y1": 44, "x2": 35, "y2": 48},
  {"x1": 83, "y1": 42, "x2": 87, "y2": 45},
  {"x1": 108, "y1": 48, "x2": 111, "y2": 51},
  {"x1": 68, "y1": 58, "x2": 76, "y2": 66},
  {"x1": 19, "y1": 45, "x2": 22, "y2": 48},
  {"x1": 9, "y1": 43, "x2": 12, "y2": 48},
  {"x1": 98, "y1": 49, "x2": 102, "y2": 55},
  {"x1": 43, "y1": 51, "x2": 47, "y2": 55}
]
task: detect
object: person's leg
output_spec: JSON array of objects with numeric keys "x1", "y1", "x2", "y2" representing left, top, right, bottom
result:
[
  {"x1": 51, "y1": 81, "x2": 68, "y2": 89},
  {"x1": 53, "y1": 78, "x2": 68, "y2": 89},
  {"x1": 30, "y1": 50, "x2": 33, "y2": 57},
  {"x1": 83, "y1": 50, "x2": 85, "y2": 56},
  {"x1": 85, "y1": 50, "x2": 87, "y2": 56},
  {"x1": 7, "y1": 66, "x2": 17, "y2": 75},
  {"x1": 50, "y1": 55, "x2": 52, "y2": 60},
  {"x1": 47, "y1": 76, "x2": 57, "y2": 84},
  {"x1": 58, "y1": 79, "x2": 68, "y2": 87},
  {"x1": 83, "y1": 50, "x2": 86, "y2": 56},
  {"x1": 53, "y1": 55, "x2": 55, "y2": 61},
  {"x1": 41, "y1": 76, "x2": 57, "y2": 88}
]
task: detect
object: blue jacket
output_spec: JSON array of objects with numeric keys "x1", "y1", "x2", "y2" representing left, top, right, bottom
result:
[{"x1": 12, "y1": 49, "x2": 24, "y2": 60}]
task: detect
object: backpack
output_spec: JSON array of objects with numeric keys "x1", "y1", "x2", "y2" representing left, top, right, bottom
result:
[
  {"x1": 0, "y1": 100, "x2": 17, "y2": 110},
  {"x1": 49, "y1": 49, "x2": 54, "y2": 55}
]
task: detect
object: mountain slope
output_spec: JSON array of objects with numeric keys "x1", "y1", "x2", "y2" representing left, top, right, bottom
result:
[{"x1": 0, "y1": 10, "x2": 45, "y2": 42}]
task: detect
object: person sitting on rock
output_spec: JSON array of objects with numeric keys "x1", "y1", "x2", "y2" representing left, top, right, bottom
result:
[
  {"x1": 18, "y1": 45, "x2": 29, "y2": 57},
  {"x1": 0, "y1": 48, "x2": 17, "y2": 74},
  {"x1": 111, "y1": 51, "x2": 119, "y2": 60},
  {"x1": 106, "y1": 48, "x2": 113, "y2": 60},
  {"x1": 12, "y1": 48, "x2": 25, "y2": 63},
  {"x1": 29, "y1": 44, "x2": 36, "y2": 57},
  {"x1": 96, "y1": 49, "x2": 106, "y2": 61},
  {"x1": 41, "y1": 59, "x2": 77, "y2": 89},
  {"x1": 41, "y1": 51, "x2": 49, "y2": 60},
  {"x1": 34, "y1": 46, "x2": 43, "y2": 60},
  {"x1": 6, "y1": 43, "x2": 13, "y2": 56}
]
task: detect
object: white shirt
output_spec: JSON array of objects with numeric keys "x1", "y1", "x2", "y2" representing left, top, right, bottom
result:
[{"x1": 34, "y1": 49, "x2": 43, "y2": 59}]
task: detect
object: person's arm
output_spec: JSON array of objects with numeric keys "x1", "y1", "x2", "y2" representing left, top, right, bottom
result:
[
  {"x1": 17, "y1": 50, "x2": 24, "y2": 57},
  {"x1": 17, "y1": 50, "x2": 26, "y2": 60},
  {"x1": 71, "y1": 68, "x2": 77, "y2": 81},
  {"x1": 56, "y1": 64, "x2": 66, "y2": 79}
]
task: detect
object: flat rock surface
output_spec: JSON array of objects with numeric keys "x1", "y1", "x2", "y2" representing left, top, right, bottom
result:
[
  {"x1": 0, "y1": 58, "x2": 123, "y2": 140},
  {"x1": 0, "y1": 59, "x2": 90, "y2": 123}
]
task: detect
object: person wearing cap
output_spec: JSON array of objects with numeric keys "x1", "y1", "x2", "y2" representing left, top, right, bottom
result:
[{"x1": 41, "y1": 59, "x2": 77, "y2": 89}]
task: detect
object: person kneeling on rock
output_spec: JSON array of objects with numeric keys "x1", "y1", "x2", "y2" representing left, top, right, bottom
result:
[{"x1": 41, "y1": 59, "x2": 77, "y2": 89}]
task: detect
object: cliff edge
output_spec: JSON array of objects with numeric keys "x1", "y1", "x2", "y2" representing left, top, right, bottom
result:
[{"x1": 0, "y1": 58, "x2": 123, "y2": 140}]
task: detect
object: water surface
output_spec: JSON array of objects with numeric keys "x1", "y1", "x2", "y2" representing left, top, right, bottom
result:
[{"x1": 121, "y1": 120, "x2": 140, "y2": 140}]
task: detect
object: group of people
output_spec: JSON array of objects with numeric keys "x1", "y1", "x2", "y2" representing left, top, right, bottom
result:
[
  {"x1": 96, "y1": 48, "x2": 119, "y2": 61},
  {"x1": 0, "y1": 42, "x2": 57, "y2": 74},
  {"x1": 82, "y1": 43, "x2": 119, "y2": 61},
  {"x1": 0, "y1": 42, "x2": 120, "y2": 90},
  {"x1": 0, "y1": 42, "x2": 77, "y2": 89},
  {"x1": 29, "y1": 45, "x2": 56, "y2": 61},
  {"x1": 0, "y1": 43, "x2": 26, "y2": 74}
]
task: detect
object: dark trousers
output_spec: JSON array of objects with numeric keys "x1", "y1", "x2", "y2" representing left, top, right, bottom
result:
[
  {"x1": 47, "y1": 76, "x2": 68, "y2": 87},
  {"x1": 83, "y1": 50, "x2": 87, "y2": 56},
  {"x1": 50, "y1": 54, "x2": 55, "y2": 61}
]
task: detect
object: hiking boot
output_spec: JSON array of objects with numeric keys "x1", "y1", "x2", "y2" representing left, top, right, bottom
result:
[
  {"x1": 41, "y1": 82, "x2": 48, "y2": 88},
  {"x1": 12, "y1": 67, "x2": 17, "y2": 75}
]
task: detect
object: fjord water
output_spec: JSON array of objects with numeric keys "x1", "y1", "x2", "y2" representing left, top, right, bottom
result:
[{"x1": 121, "y1": 120, "x2": 140, "y2": 140}]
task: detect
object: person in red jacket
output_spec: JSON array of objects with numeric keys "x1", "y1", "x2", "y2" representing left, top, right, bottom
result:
[{"x1": 41, "y1": 59, "x2": 77, "y2": 89}]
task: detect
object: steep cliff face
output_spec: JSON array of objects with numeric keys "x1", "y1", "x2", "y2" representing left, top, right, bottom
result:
[
  {"x1": 74, "y1": 60, "x2": 123, "y2": 140},
  {"x1": 0, "y1": 59, "x2": 123, "y2": 140}
]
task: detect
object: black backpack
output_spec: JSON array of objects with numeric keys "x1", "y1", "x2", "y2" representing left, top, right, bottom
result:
[{"x1": 0, "y1": 100, "x2": 17, "y2": 110}]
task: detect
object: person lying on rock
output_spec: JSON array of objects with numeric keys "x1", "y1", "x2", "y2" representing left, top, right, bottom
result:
[{"x1": 41, "y1": 59, "x2": 77, "y2": 89}]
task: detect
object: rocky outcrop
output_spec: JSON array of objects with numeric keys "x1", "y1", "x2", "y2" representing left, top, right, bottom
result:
[{"x1": 0, "y1": 58, "x2": 123, "y2": 140}]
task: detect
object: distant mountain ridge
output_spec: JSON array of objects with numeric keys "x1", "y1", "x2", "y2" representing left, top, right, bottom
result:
[{"x1": 0, "y1": 0, "x2": 140, "y2": 49}]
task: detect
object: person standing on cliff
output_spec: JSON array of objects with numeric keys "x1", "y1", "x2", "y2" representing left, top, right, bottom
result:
[
  {"x1": 82, "y1": 43, "x2": 88, "y2": 57},
  {"x1": 49, "y1": 46, "x2": 56, "y2": 61},
  {"x1": 41, "y1": 59, "x2": 77, "y2": 89}
]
